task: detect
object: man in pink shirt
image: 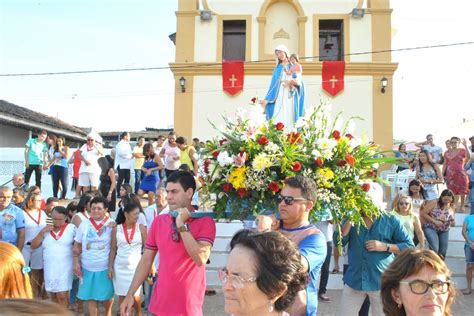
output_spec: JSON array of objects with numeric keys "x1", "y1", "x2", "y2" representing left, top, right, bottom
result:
[{"x1": 121, "y1": 171, "x2": 216, "y2": 316}]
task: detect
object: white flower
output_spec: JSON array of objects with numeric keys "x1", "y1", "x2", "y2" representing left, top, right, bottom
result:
[
  {"x1": 316, "y1": 138, "x2": 337, "y2": 159},
  {"x1": 311, "y1": 149, "x2": 321, "y2": 158},
  {"x1": 266, "y1": 142, "x2": 279, "y2": 153},
  {"x1": 348, "y1": 138, "x2": 361, "y2": 149},
  {"x1": 217, "y1": 151, "x2": 233, "y2": 167},
  {"x1": 295, "y1": 117, "x2": 307, "y2": 128},
  {"x1": 371, "y1": 163, "x2": 379, "y2": 169}
]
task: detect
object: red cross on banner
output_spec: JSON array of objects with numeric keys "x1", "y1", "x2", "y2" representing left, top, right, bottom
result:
[
  {"x1": 222, "y1": 60, "x2": 244, "y2": 96},
  {"x1": 322, "y1": 61, "x2": 345, "y2": 97}
]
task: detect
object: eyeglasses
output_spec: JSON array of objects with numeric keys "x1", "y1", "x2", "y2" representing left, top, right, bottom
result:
[
  {"x1": 171, "y1": 218, "x2": 180, "y2": 242},
  {"x1": 218, "y1": 268, "x2": 257, "y2": 289},
  {"x1": 399, "y1": 279, "x2": 450, "y2": 295},
  {"x1": 276, "y1": 194, "x2": 308, "y2": 206}
]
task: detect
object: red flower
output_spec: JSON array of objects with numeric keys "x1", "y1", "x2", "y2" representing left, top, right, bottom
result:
[
  {"x1": 366, "y1": 171, "x2": 376, "y2": 178},
  {"x1": 212, "y1": 151, "x2": 219, "y2": 158},
  {"x1": 204, "y1": 160, "x2": 210, "y2": 174},
  {"x1": 337, "y1": 159, "x2": 346, "y2": 167},
  {"x1": 314, "y1": 158, "x2": 323, "y2": 168},
  {"x1": 251, "y1": 97, "x2": 257, "y2": 104},
  {"x1": 287, "y1": 132, "x2": 302, "y2": 144},
  {"x1": 276, "y1": 122, "x2": 284, "y2": 131},
  {"x1": 292, "y1": 161, "x2": 302, "y2": 172},
  {"x1": 223, "y1": 183, "x2": 232, "y2": 192},
  {"x1": 345, "y1": 133, "x2": 354, "y2": 140},
  {"x1": 268, "y1": 181, "x2": 280, "y2": 192},
  {"x1": 237, "y1": 188, "x2": 247, "y2": 197},
  {"x1": 219, "y1": 138, "x2": 227, "y2": 146},
  {"x1": 332, "y1": 130, "x2": 341, "y2": 140},
  {"x1": 257, "y1": 136, "x2": 269, "y2": 146},
  {"x1": 362, "y1": 183, "x2": 371, "y2": 192},
  {"x1": 346, "y1": 153, "x2": 355, "y2": 167}
]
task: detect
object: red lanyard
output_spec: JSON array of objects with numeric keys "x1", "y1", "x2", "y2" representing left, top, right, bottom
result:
[
  {"x1": 122, "y1": 223, "x2": 136, "y2": 245},
  {"x1": 89, "y1": 216, "x2": 109, "y2": 233},
  {"x1": 24, "y1": 210, "x2": 41, "y2": 225},
  {"x1": 50, "y1": 224, "x2": 68, "y2": 240}
]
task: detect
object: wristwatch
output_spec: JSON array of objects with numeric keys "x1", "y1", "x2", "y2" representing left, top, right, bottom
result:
[{"x1": 177, "y1": 223, "x2": 190, "y2": 233}]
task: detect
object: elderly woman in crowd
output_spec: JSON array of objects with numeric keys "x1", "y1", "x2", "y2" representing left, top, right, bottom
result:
[
  {"x1": 22, "y1": 191, "x2": 47, "y2": 298},
  {"x1": 381, "y1": 248, "x2": 455, "y2": 316},
  {"x1": 78, "y1": 132, "x2": 104, "y2": 191},
  {"x1": 0, "y1": 241, "x2": 33, "y2": 299},
  {"x1": 30, "y1": 206, "x2": 76, "y2": 308},
  {"x1": 73, "y1": 196, "x2": 115, "y2": 316},
  {"x1": 221, "y1": 229, "x2": 308, "y2": 316}
]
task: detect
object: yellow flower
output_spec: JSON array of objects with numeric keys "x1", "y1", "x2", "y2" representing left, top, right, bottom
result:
[
  {"x1": 252, "y1": 154, "x2": 273, "y2": 172},
  {"x1": 228, "y1": 166, "x2": 247, "y2": 189},
  {"x1": 317, "y1": 168, "x2": 334, "y2": 188},
  {"x1": 318, "y1": 168, "x2": 334, "y2": 180}
]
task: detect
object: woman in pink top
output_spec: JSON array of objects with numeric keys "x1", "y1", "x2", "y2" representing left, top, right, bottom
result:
[
  {"x1": 443, "y1": 137, "x2": 470, "y2": 212},
  {"x1": 159, "y1": 132, "x2": 181, "y2": 179}
]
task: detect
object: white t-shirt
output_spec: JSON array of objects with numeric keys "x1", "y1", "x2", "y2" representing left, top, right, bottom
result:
[
  {"x1": 74, "y1": 217, "x2": 114, "y2": 272},
  {"x1": 78, "y1": 144, "x2": 102, "y2": 174},
  {"x1": 144, "y1": 204, "x2": 169, "y2": 231}
]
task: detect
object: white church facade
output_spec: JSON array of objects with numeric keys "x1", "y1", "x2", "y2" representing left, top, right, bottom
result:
[{"x1": 170, "y1": 0, "x2": 397, "y2": 150}]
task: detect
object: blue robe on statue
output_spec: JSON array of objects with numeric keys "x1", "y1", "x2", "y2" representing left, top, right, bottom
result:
[{"x1": 264, "y1": 63, "x2": 305, "y2": 128}]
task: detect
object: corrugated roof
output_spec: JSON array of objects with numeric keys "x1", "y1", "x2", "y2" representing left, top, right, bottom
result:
[{"x1": 0, "y1": 99, "x2": 88, "y2": 141}]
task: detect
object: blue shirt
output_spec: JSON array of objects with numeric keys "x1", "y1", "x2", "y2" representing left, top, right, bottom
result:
[
  {"x1": 464, "y1": 215, "x2": 474, "y2": 246},
  {"x1": 0, "y1": 204, "x2": 25, "y2": 245},
  {"x1": 465, "y1": 160, "x2": 474, "y2": 182},
  {"x1": 280, "y1": 224, "x2": 326, "y2": 316},
  {"x1": 342, "y1": 212, "x2": 414, "y2": 291}
]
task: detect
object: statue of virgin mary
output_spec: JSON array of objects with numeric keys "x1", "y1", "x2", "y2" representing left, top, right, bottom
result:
[{"x1": 260, "y1": 44, "x2": 305, "y2": 131}]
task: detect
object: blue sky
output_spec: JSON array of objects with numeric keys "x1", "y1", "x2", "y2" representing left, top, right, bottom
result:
[{"x1": 1, "y1": 0, "x2": 473, "y2": 142}]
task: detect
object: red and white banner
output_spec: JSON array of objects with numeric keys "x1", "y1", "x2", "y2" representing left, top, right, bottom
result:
[
  {"x1": 322, "y1": 61, "x2": 345, "y2": 97},
  {"x1": 222, "y1": 60, "x2": 244, "y2": 96}
]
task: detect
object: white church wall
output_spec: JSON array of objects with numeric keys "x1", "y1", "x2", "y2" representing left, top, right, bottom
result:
[
  {"x1": 208, "y1": 1, "x2": 261, "y2": 16},
  {"x1": 349, "y1": 14, "x2": 372, "y2": 62},
  {"x1": 194, "y1": 18, "x2": 218, "y2": 62},
  {"x1": 302, "y1": 1, "x2": 355, "y2": 15},
  {"x1": 192, "y1": 75, "x2": 373, "y2": 140}
]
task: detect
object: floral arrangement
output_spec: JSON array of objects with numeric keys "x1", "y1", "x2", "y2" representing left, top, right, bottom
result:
[{"x1": 199, "y1": 99, "x2": 398, "y2": 229}]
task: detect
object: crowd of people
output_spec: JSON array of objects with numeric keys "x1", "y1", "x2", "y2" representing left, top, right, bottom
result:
[{"x1": 1, "y1": 129, "x2": 473, "y2": 315}]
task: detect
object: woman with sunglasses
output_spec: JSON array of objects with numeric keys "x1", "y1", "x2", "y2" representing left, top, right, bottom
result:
[
  {"x1": 421, "y1": 189, "x2": 455, "y2": 259},
  {"x1": 21, "y1": 192, "x2": 47, "y2": 298},
  {"x1": 108, "y1": 203, "x2": 146, "y2": 315},
  {"x1": 222, "y1": 229, "x2": 308, "y2": 316},
  {"x1": 381, "y1": 248, "x2": 455, "y2": 316},
  {"x1": 78, "y1": 133, "x2": 104, "y2": 191},
  {"x1": 393, "y1": 179, "x2": 426, "y2": 219},
  {"x1": 393, "y1": 195, "x2": 425, "y2": 248},
  {"x1": 30, "y1": 206, "x2": 75, "y2": 308}
]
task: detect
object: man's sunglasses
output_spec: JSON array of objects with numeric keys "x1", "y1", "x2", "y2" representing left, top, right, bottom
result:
[{"x1": 276, "y1": 194, "x2": 308, "y2": 206}]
